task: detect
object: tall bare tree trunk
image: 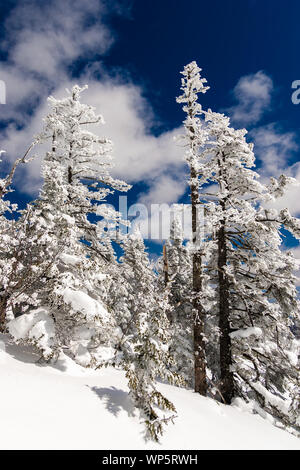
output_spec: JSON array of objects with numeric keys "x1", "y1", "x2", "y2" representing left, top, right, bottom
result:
[
  {"x1": 217, "y1": 153, "x2": 234, "y2": 403},
  {"x1": 0, "y1": 294, "x2": 9, "y2": 333},
  {"x1": 182, "y1": 65, "x2": 207, "y2": 396},
  {"x1": 191, "y1": 166, "x2": 207, "y2": 395},
  {"x1": 163, "y1": 244, "x2": 169, "y2": 287},
  {"x1": 217, "y1": 214, "x2": 234, "y2": 403}
]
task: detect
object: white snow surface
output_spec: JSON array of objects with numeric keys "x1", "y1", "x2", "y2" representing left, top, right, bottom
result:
[
  {"x1": 0, "y1": 333, "x2": 299, "y2": 450},
  {"x1": 230, "y1": 327, "x2": 263, "y2": 339}
]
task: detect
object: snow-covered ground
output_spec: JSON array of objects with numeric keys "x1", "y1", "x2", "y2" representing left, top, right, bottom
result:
[{"x1": 0, "y1": 333, "x2": 299, "y2": 450}]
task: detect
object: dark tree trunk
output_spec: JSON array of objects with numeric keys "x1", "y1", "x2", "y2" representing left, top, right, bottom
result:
[
  {"x1": 163, "y1": 244, "x2": 169, "y2": 287},
  {"x1": 191, "y1": 166, "x2": 207, "y2": 396},
  {"x1": 68, "y1": 165, "x2": 73, "y2": 184},
  {"x1": 217, "y1": 156, "x2": 234, "y2": 404},
  {"x1": 0, "y1": 294, "x2": 9, "y2": 333},
  {"x1": 185, "y1": 67, "x2": 207, "y2": 395}
]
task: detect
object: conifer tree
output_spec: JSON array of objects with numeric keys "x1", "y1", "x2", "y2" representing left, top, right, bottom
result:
[
  {"x1": 8, "y1": 85, "x2": 130, "y2": 364},
  {"x1": 116, "y1": 230, "x2": 183, "y2": 441},
  {"x1": 0, "y1": 147, "x2": 52, "y2": 334},
  {"x1": 176, "y1": 63, "x2": 299, "y2": 432},
  {"x1": 202, "y1": 109, "x2": 263, "y2": 403},
  {"x1": 159, "y1": 215, "x2": 194, "y2": 387},
  {"x1": 200, "y1": 108, "x2": 300, "y2": 430},
  {"x1": 176, "y1": 62, "x2": 210, "y2": 395}
]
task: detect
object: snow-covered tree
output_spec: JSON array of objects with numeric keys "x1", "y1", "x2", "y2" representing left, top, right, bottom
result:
[
  {"x1": 176, "y1": 61, "x2": 210, "y2": 395},
  {"x1": 201, "y1": 108, "x2": 300, "y2": 431},
  {"x1": 229, "y1": 205, "x2": 300, "y2": 431},
  {"x1": 114, "y1": 231, "x2": 183, "y2": 441},
  {"x1": 0, "y1": 146, "x2": 50, "y2": 333},
  {"x1": 158, "y1": 216, "x2": 194, "y2": 387},
  {"x1": 8, "y1": 85, "x2": 130, "y2": 364},
  {"x1": 176, "y1": 62, "x2": 299, "y2": 432},
  {"x1": 0, "y1": 151, "x2": 17, "y2": 330},
  {"x1": 35, "y1": 84, "x2": 130, "y2": 257}
]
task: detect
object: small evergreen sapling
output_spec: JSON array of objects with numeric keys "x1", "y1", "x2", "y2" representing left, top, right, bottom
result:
[
  {"x1": 159, "y1": 215, "x2": 194, "y2": 387},
  {"x1": 118, "y1": 231, "x2": 183, "y2": 441}
]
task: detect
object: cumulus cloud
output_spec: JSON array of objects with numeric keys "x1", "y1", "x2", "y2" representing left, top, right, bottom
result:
[
  {"x1": 1, "y1": 78, "x2": 186, "y2": 205},
  {"x1": 5, "y1": 2, "x2": 292, "y2": 225},
  {"x1": 137, "y1": 174, "x2": 187, "y2": 206},
  {"x1": 226, "y1": 71, "x2": 273, "y2": 126},
  {"x1": 247, "y1": 123, "x2": 300, "y2": 216},
  {"x1": 0, "y1": 0, "x2": 125, "y2": 125},
  {"x1": 0, "y1": 0, "x2": 187, "y2": 210},
  {"x1": 251, "y1": 123, "x2": 298, "y2": 177},
  {"x1": 82, "y1": 81, "x2": 185, "y2": 187}
]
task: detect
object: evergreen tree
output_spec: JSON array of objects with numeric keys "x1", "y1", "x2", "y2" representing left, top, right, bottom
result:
[
  {"x1": 159, "y1": 215, "x2": 194, "y2": 387},
  {"x1": 176, "y1": 61, "x2": 210, "y2": 395},
  {"x1": 176, "y1": 63, "x2": 299, "y2": 432},
  {"x1": 0, "y1": 147, "x2": 53, "y2": 335},
  {"x1": 116, "y1": 231, "x2": 183, "y2": 441},
  {"x1": 201, "y1": 108, "x2": 300, "y2": 430},
  {"x1": 8, "y1": 85, "x2": 130, "y2": 364}
]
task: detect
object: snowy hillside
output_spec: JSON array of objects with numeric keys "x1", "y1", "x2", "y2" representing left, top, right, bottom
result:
[{"x1": 0, "y1": 333, "x2": 299, "y2": 450}]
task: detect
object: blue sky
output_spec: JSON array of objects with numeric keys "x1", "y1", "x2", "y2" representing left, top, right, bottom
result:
[{"x1": 0, "y1": 0, "x2": 300, "y2": 255}]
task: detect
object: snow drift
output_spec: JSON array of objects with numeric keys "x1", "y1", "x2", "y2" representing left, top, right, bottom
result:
[{"x1": 0, "y1": 333, "x2": 299, "y2": 450}]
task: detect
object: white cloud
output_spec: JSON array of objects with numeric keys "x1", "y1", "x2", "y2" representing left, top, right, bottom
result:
[
  {"x1": 226, "y1": 71, "x2": 273, "y2": 126},
  {"x1": 138, "y1": 174, "x2": 187, "y2": 206},
  {"x1": 0, "y1": 1, "x2": 187, "y2": 209},
  {"x1": 1, "y1": 79, "x2": 187, "y2": 206},
  {"x1": 247, "y1": 123, "x2": 300, "y2": 216},
  {"x1": 251, "y1": 123, "x2": 298, "y2": 177},
  {"x1": 82, "y1": 81, "x2": 185, "y2": 185},
  {"x1": 0, "y1": 103, "x2": 49, "y2": 193},
  {"x1": 0, "y1": 0, "x2": 125, "y2": 125}
]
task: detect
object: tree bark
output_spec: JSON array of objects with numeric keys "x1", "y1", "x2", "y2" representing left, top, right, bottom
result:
[
  {"x1": 0, "y1": 294, "x2": 9, "y2": 333},
  {"x1": 217, "y1": 155, "x2": 234, "y2": 404},
  {"x1": 191, "y1": 166, "x2": 207, "y2": 395},
  {"x1": 184, "y1": 67, "x2": 207, "y2": 395},
  {"x1": 163, "y1": 244, "x2": 169, "y2": 286}
]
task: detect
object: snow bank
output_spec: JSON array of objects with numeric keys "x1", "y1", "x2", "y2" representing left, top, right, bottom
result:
[
  {"x1": 8, "y1": 308, "x2": 55, "y2": 358},
  {"x1": 0, "y1": 333, "x2": 299, "y2": 450}
]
